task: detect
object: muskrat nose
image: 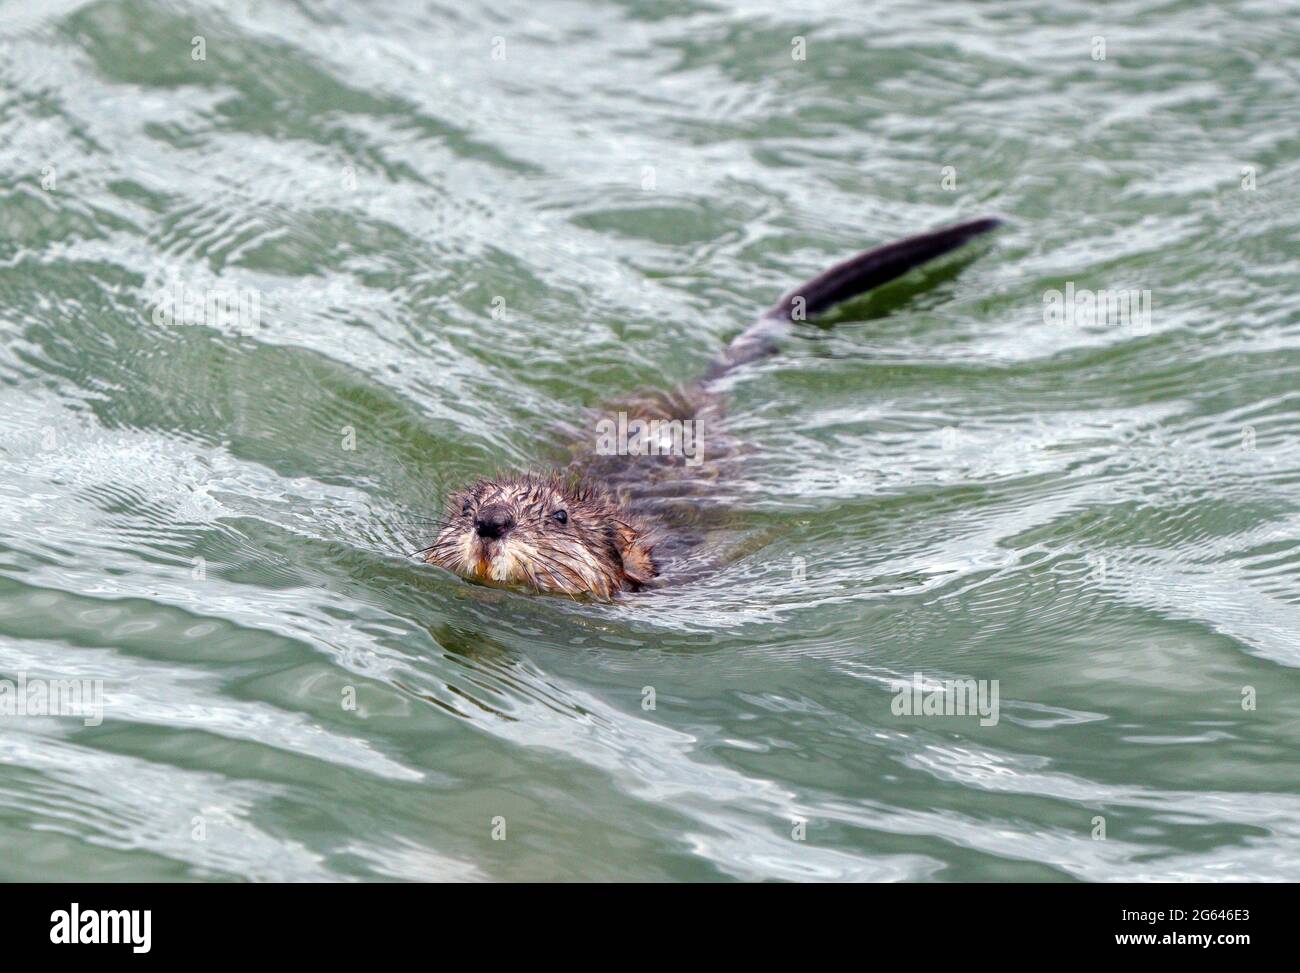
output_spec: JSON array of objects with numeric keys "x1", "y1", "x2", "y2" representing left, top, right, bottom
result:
[{"x1": 474, "y1": 505, "x2": 514, "y2": 540}]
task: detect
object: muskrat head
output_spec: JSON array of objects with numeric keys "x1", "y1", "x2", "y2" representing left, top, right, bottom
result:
[{"x1": 421, "y1": 473, "x2": 656, "y2": 598}]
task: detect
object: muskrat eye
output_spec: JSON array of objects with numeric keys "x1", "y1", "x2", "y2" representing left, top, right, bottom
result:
[
  {"x1": 552, "y1": 509, "x2": 568, "y2": 525},
  {"x1": 461, "y1": 500, "x2": 473, "y2": 517}
]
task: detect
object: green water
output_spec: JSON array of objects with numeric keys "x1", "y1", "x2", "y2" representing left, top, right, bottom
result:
[{"x1": 2, "y1": 0, "x2": 1298, "y2": 881}]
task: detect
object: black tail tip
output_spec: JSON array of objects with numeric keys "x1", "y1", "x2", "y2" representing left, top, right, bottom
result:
[{"x1": 960, "y1": 215, "x2": 1008, "y2": 236}]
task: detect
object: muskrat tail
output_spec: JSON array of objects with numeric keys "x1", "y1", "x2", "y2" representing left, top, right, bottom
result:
[{"x1": 708, "y1": 216, "x2": 1005, "y2": 377}]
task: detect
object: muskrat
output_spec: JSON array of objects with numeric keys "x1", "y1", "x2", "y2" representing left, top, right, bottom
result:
[{"x1": 421, "y1": 217, "x2": 1003, "y2": 597}]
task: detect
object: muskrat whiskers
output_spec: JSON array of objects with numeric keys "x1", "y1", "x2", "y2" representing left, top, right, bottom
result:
[
  {"x1": 409, "y1": 533, "x2": 459, "y2": 559},
  {"x1": 532, "y1": 562, "x2": 582, "y2": 602},
  {"x1": 527, "y1": 549, "x2": 588, "y2": 592}
]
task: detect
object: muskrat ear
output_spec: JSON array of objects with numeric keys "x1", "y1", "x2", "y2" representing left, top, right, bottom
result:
[{"x1": 615, "y1": 525, "x2": 656, "y2": 587}]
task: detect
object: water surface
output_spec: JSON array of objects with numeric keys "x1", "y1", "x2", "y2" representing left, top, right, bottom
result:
[{"x1": 1, "y1": 0, "x2": 1298, "y2": 880}]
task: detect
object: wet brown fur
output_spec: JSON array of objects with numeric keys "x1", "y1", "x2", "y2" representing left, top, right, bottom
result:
[
  {"x1": 422, "y1": 470, "x2": 663, "y2": 598},
  {"x1": 423, "y1": 384, "x2": 728, "y2": 597}
]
